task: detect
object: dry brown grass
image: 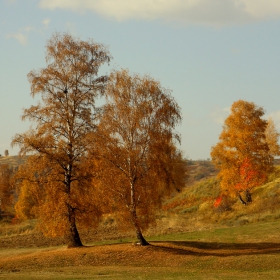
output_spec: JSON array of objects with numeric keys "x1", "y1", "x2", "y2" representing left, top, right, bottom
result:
[
  {"x1": 1, "y1": 238, "x2": 280, "y2": 279},
  {"x1": 2, "y1": 160, "x2": 280, "y2": 278},
  {"x1": 1, "y1": 241, "x2": 280, "y2": 269},
  {"x1": 1, "y1": 221, "x2": 280, "y2": 279}
]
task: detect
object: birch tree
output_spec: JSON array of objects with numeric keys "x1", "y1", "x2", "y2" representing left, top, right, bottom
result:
[
  {"x1": 211, "y1": 100, "x2": 273, "y2": 205},
  {"x1": 91, "y1": 69, "x2": 185, "y2": 245},
  {"x1": 12, "y1": 33, "x2": 111, "y2": 247}
]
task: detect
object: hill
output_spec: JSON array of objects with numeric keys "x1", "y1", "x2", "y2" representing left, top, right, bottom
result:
[
  {"x1": 0, "y1": 156, "x2": 218, "y2": 183},
  {"x1": 186, "y1": 160, "x2": 218, "y2": 186},
  {"x1": 161, "y1": 165, "x2": 280, "y2": 232},
  {"x1": 0, "y1": 155, "x2": 28, "y2": 170},
  {"x1": 1, "y1": 161, "x2": 280, "y2": 278},
  {"x1": 1, "y1": 158, "x2": 280, "y2": 247}
]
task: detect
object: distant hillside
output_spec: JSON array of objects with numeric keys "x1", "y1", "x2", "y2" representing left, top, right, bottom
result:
[
  {"x1": 161, "y1": 165, "x2": 280, "y2": 231},
  {"x1": 0, "y1": 155, "x2": 218, "y2": 181},
  {"x1": 0, "y1": 155, "x2": 28, "y2": 170},
  {"x1": 186, "y1": 160, "x2": 218, "y2": 186},
  {"x1": 2, "y1": 156, "x2": 279, "y2": 230}
]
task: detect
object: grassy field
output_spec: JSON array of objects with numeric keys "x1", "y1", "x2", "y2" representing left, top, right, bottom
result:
[
  {"x1": 1, "y1": 220, "x2": 280, "y2": 279},
  {"x1": 1, "y1": 159, "x2": 280, "y2": 279}
]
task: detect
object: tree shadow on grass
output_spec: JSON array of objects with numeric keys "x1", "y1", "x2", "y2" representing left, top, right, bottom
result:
[{"x1": 149, "y1": 241, "x2": 280, "y2": 257}]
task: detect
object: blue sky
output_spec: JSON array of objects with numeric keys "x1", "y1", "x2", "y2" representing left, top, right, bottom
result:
[{"x1": 1, "y1": 0, "x2": 280, "y2": 160}]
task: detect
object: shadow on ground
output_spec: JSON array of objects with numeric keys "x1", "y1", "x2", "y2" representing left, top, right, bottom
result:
[{"x1": 150, "y1": 241, "x2": 280, "y2": 257}]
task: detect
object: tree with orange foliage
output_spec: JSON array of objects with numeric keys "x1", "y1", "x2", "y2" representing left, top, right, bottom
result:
[
  {"x1": 12, "y1": 33, "x2": 111, "y2": 247},
  {"x1": 265, "y1": 118, "x2": 280, "y2": 157},
  {"x1": 234, "y1": 157, "x2": 265, "y2": 204},
  {"x1": 0, "y1": 164, "x2": 15, "y2": 218},
  {"x1": 211, "y1": 100, "x2": 273, "y2": 205},
  {"x1": 91, "y1": 69, "x2": 185, "y2": 245},
  {"x1": 14, "y1": 155, "x2": 102, "y2": 237}
]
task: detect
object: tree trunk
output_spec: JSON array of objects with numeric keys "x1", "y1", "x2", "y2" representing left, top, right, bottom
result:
[
  {"x1": 129, "y1": 180, "x2": 149, "y2": 246},
  {"x1": 131, "y1": 208, "x2": 149, "y2": 246},
  {"x1": 245, "y1": 189, "x2": 252, "y2": 204},
  {"x1": 66, "y1": 204, "x2": 83, "y2": 248},
  {"x1": 238, "y1": 193, "x2": 247, "y2": 205},
  {"x1": 64, "y1": 167, "x2": 83, "y2": 248},
  {"x1": 238, "y1": 190, "x2": 252, "y2": 206},
  {"x1": 136, "y1": 228, "x2": 149, "y2": 246}
]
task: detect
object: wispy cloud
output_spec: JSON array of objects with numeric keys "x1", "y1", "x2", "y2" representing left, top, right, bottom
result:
[
  {"x1": 231, "y1": 48, "x2": 241, "y2": 54},
  {"x1": 7, "y1": 32, "x2": 28, "y2": 45},
  {"x1": 38, "y1": 0, "x2": 280, "y2": 26},
  {"x1": 7, "y1": 26, "x2": 32, "y2": 46},
  {"x1": 7, "y1": 20, "x2": 50, "y2": 45},
  {"x1": 42, "y1": 18, "x2": 50, "y2": 29},
  {"x1": 211, "y1": 106, "x2": 230, "y2": 125},
  {"x1": 5, "y1": 0, "x2": 17, "y2": 5}
]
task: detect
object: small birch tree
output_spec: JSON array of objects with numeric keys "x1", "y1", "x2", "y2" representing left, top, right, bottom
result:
[{"x1": 211, "y1": 100, "x2": 273, "y2": 205}]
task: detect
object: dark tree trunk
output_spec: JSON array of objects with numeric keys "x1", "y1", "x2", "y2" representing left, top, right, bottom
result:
[
  {"x1": 136, "y1": 228, "x2": 149, "y2": 246},
  {"x1": 238, "y1": 190, "x2": 252, "y2": 206},
  {"x1": 131, "y1": 208, "x2": 149, "y2": 246},
  {"x1": 238, "y1": 193, "x2": 247, "y2": 205},
  {"x1": 67, "y1": 205, "x2": 83, "y2": 248},
  {"x1": 129, "y1": 181, "x2": 149, "y2": 246},
  {"x1": 245, "y1": 189, "x2": 252, "y2": 204},
  {"x1": 64, "y1": 167, "x2": 83, "y2": 248}
]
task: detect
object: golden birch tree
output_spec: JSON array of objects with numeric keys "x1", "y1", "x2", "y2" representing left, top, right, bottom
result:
[
  {"x1": 14, "y1": 155, "x2": 102, "y2": 237},
  {"x1": 265, "y1": 118, "x2": 280, "y2": 157},
  {"x1": 211, "y1": 100, "x2": 273, "y2": 205},
  {"x1": 12, "y1": 33, "x2": 111, "y2": 247},
  {"x1": 91, "y1": 69, "x2": 185, "y2": 245}
]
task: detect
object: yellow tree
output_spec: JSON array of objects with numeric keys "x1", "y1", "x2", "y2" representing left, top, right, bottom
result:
[
  {"x1": 14, "y1": 155, "x2": 102, "y2": 237},
  {"x1": 211, "y1": 100, "x2": 273, "y2": 205},
  {"x1": 0, "y1": 164, "x2": 15, "y2": 218},
  {"x1": 91, "y1": 69, "x2": 185, "y2": 245},
  {"x1": 12, "y1": 33, "x2": 111, "y2": 247},
  {"x1": 265, "y1": 118, "x2": 280, "y2": 157}
]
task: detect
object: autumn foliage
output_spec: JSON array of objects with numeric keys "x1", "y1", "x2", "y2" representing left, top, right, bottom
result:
[
  {"x1": 7, "y1": 31, "x2": 280, "y2": 248},
  {"x1": 9, "y1": 33, "x2": 188, "y2": 247},
  {"x1": 214, "y1": 196, "x2": 222, "y2": 208},
  {"x1": 12, "y1": 33, "x2": 111, "y2": 247},
  {"x1": 90, "y1": 69, "x2": 186, "y2": 245},
  {"x1": 211, "y1": 100, "x2": 275, "y2": 205},
  {"x1": 265, "y1": 118, "x2": 280, "y2": 157},
  {"x1": 0, "y1": 164, "x2": 15, "y2": 218}
]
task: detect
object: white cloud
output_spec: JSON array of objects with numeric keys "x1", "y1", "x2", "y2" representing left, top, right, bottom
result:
[
  {"x1": 38, "y1": 0, "x2": 280, "y2": 26},
  {"x1": 5, "y1": 0, "x2": 17, "y2": 4},
  {"x1": 7, "y1": 26, "x2": 33, "y2": 46},
  {"x1": 211, "y1": 106, "x2": 230, "y2": 125},
  {"x1": 266, "y1": 111, "x2": 280, "y2": 130},
  {"x1": 23, "y1": 25, "x2": 36, "y2": 32},
  {"x1": 42, "y1": 18, "x2": 50, "y2": 29},
  {"x1": 7, "y1": 32, "x2": 28, "y2": 45},
  {"x1": 231, "y1": 48, "x2": 241, "y2": 54},
  {"x1": 7, "y1": 20, "x2": 50, "y2": 45}
]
